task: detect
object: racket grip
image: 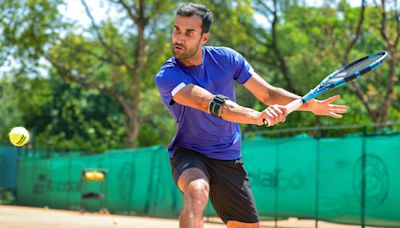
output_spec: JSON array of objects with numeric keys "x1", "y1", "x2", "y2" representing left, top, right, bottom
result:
[
  {"x1": 264, "y1": 99, "x2": 304, "y2": 127},
  {"x1": 286, "y1": 99, "x2": 304, "y2": 114}
]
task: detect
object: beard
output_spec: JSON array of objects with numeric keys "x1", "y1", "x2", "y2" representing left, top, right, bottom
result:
[{"x1": 171, "y1": 39, "x2": 202, "y2": 61}]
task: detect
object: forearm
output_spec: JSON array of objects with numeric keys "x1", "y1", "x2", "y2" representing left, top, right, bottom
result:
[
  {"x1": 172, "y1": 84, "x2": 262, "y2": 124},
  {"x1": 244, "y1": 74, "x2": 315, "y2": 113},
  {"x1": 219, "y1": 100, "x2": 260, "y2": 124},
  {"x1": 266, "y1": 87, "x2": 314, "y2": 112}
]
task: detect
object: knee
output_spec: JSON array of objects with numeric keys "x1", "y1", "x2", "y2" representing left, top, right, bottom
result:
[{"x1": 185, "y1": 179, "x2": 209, "y2": 203}]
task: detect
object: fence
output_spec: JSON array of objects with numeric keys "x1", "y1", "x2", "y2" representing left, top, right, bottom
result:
[
  {"x1": 0, "y1": 146, "x2": 18, "y2": 191},
  {"x1": 2, "y1": 128, "x2": 400, "y2": 227}
]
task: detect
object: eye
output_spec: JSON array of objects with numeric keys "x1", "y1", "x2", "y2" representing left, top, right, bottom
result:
[{"x1": 186, "y1": 31, "x2": 194, "y2": 37}]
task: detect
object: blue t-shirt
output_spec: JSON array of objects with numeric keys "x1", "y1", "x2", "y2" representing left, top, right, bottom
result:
[{"x1": 154, "y1": 46, "x2": 254, "y2": 160}]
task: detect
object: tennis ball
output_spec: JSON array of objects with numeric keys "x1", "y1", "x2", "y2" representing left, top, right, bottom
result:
[{"x1": 8, "y1": 127, "x2": 30, "y2": 147}]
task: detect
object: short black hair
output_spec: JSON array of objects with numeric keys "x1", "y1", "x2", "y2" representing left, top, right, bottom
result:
[{"x1": 176, "y1": 3, "x2": 213, "y2": 33}]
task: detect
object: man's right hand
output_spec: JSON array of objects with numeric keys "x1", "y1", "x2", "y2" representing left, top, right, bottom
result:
[{"x1": 256, "y1": 104, "x2": 288, "y2": 126}]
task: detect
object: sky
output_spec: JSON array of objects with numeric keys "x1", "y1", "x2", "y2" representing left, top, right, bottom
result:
[{"x1": 60, "y1": 0, "x2": 118, "y2": 27}]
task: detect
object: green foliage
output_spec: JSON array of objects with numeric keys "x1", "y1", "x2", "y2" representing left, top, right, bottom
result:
[
  {"x1": 138, "y1": 88, "x2": 176, "y2": 147},
  {"x1": 0, "y1": 73, "x2": 52, "y2": 145},
  {"x1": 32, "y1": 76, "x2": 127, "y2": 153},
  {"x1": 0, "y1": 0, "x2": 63, "y2": 62},
  {"x1": 0, "y1": 0, "x2": 399, "y2": 152}
]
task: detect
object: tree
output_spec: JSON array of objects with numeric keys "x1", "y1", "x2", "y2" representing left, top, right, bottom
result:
[
  {"x1": 46, "y1": 0, "x2": 176, "y2": 147},
  {"x1": 249, "y1": 0, "x2": 399, "y2": 131},
  {"x1": 0, "y1": 0, "x2": 177, "y2": 148},
  {"x1": 350, "y1": 0, "x2": 399, "y2": 126}
]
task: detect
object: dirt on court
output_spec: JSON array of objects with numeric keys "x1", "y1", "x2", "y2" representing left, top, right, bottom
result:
[
  {"x1": 0, "y1": 205, "x2": 371, "y2": 228},
  {"x1": 0, "y1": 205, "x2": 223, "y2": 228}
]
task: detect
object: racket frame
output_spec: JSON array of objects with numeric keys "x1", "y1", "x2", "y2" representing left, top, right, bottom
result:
[{"x1": 265, "y1": 51, "x2": 389, "y2": 126}]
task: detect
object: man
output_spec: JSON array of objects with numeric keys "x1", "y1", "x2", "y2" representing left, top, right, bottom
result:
[{"x1": 155, "y1": 3, "x2": 346, "y2": 228}]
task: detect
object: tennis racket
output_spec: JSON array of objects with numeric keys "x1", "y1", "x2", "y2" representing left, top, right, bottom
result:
[{"x1": 265, "y1": 51, "x2": 389, "y2": 126}]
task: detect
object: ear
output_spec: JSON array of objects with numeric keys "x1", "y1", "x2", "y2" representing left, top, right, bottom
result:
[{"x1": 201, "y1": 32, "x2": 210, "y2": 45}]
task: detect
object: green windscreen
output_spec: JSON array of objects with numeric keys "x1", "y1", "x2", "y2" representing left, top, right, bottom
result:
[{"x1": 14, "y1": 134, "x2": 400, "y2": 227}]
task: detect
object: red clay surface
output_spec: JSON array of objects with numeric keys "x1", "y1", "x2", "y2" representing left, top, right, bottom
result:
[{"x1": 0, "y1": 205, "x2": 372, "y2": 228}]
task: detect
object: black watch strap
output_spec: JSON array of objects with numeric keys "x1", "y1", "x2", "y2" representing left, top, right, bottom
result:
[{"x1": 209, "y1": 94, "x2": 229, "y2": 118}]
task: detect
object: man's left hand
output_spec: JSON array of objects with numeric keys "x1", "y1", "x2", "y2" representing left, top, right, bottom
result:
[{"x1": 309, "y1": 95, "x2": 347, "y2": 118}]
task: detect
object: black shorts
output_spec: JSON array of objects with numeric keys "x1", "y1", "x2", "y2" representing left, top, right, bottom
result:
[{"x1": 170, "y1": 147, "x2": 259, "y2": 224}]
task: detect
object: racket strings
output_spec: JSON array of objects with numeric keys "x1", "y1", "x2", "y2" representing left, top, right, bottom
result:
[
  {"x1": 326, "y1": 56, "x2": 382, "y2": 84},
  {"x1": 301, "y1": 51, "x2": 388, "y2": 103}
]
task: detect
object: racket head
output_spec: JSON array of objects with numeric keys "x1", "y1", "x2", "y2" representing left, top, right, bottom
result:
[{"x1": 303, "y1": 51, "x2": 389, "y2": 102}]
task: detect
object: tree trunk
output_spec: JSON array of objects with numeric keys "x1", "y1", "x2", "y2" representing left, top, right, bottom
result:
[
  {"x1": 373, "y1": 49, "x2": 397, "y2": 127},
  {"x1": 126, "y1": 0, "x2": 147, "y2": 147}
]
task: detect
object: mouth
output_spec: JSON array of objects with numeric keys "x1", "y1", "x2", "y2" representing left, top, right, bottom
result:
[{"x1": 174, "y1": 44, "x2": 185, "y2": 50}]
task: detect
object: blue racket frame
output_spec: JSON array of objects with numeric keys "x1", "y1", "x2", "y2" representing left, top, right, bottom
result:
[
  {"x1": 265, "y1": 51, "x2": 389, "y2": 126},
  {"x1": 302, "y1": 51, "x2": 389, "y2": 103}
]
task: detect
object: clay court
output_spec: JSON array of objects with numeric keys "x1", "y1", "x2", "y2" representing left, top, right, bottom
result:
[{"x1": 0, "y1": 205, "x2": 371, "y2": 228}]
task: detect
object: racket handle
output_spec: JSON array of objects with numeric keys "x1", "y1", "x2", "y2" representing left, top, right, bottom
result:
[
  {"x1": 264, "y1": 99, "x2": 304, "y2": 127},
  {"x1": 286, "y1": 98, "x2": 304, "y2": 114}
]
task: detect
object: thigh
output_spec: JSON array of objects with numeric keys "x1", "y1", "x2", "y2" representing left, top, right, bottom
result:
[
  {"x1": 170, "y1": 147, "x2": 210, "y2": 192},
  {"x1": 207, "y1": 158, "x2": 259, "y2": 224}
]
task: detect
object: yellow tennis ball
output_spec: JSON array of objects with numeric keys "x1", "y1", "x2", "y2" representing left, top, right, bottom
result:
[{"x1": 8, "y1": 127, "x2": 30, "y2": 147}]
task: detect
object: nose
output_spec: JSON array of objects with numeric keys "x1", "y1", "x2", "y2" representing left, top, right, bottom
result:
[{"x1": 173, "y1": 33, "x2": 185, "y2": 44}]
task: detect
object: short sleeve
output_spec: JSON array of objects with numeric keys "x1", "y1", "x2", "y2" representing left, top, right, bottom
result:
[
  {"x1": 155, "y1": 67, "x2": 189, "y2": 105},
  {"x1": 229, "y1": 48, "x2": 254, "y2": 84}
]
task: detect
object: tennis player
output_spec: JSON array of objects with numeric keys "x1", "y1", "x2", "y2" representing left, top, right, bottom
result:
[{"x1": 155, "y1": 3, "x2": 347, "y2": 228}]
